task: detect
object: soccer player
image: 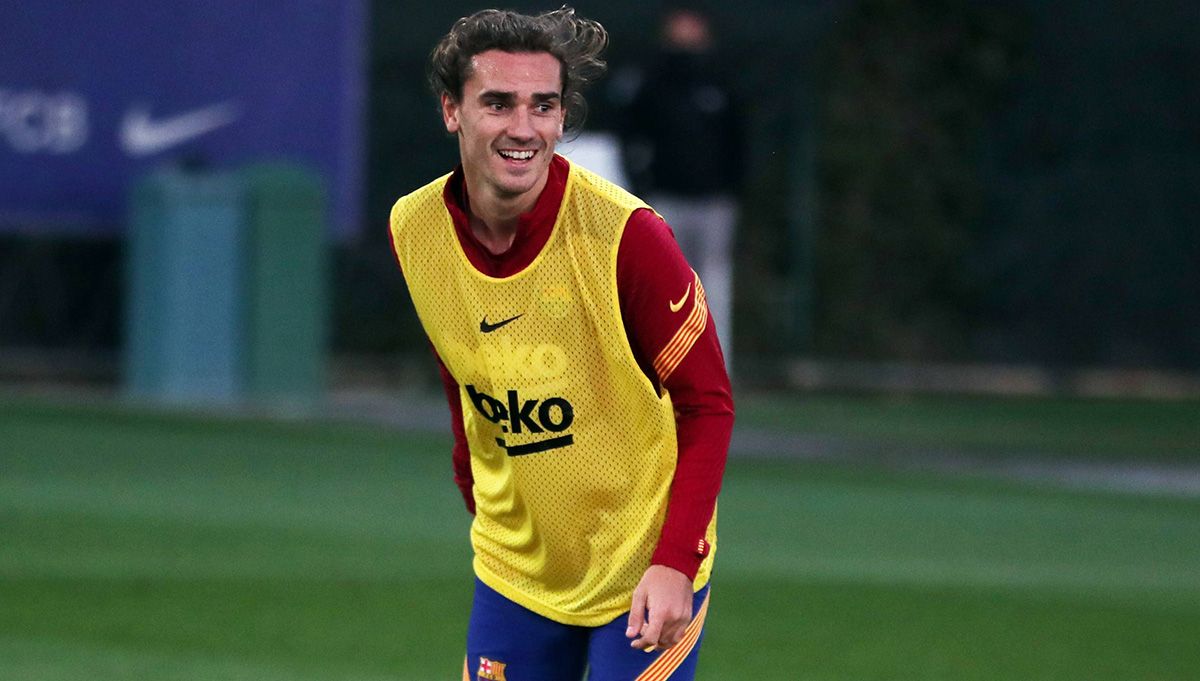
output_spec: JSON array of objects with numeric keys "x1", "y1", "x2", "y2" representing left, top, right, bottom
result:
[{"x1": 388, "y1": 8, "x2": 733, "y2": 680}]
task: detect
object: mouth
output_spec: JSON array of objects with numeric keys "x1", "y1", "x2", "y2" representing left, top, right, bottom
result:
[{"x1": 497, "y1": 149, "x2": 537, "y2": 163}]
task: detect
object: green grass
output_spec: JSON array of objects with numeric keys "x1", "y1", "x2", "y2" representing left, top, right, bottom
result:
[
  {"x1": 736, "y1": 392, "x2": 1200, "y2": 460},
  {"x1": 2, "y1": 396, "x2": 1199, "y2": 680}
]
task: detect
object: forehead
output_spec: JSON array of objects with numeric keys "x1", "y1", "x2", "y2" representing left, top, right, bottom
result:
[{"x1": 465, "y1": 50, "x2": 563, "y2": 95}]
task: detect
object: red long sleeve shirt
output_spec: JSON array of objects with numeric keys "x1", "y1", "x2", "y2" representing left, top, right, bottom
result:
[{"x1": 431, "y1": 155, "x2": 733, "y2": 580}]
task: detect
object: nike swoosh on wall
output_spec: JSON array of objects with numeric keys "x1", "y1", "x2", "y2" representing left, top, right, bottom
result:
[{"x1": 120, "y1": 101, "x2": 241, "y2": 157}]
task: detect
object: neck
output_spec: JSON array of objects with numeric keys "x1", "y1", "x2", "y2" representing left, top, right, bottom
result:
[
  {"x1": 462, "y1": 170, "x2": 549, "y2": 255},
  {"x1": 468, "y1": 212, "x2": 516, "y2": 255}
]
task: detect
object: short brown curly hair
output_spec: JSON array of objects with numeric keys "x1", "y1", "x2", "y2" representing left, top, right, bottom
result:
[{"x1": 428, "y1": 7, "x2": 608, "y2": 135}]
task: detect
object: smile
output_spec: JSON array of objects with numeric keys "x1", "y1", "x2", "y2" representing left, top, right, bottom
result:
[{"x1": 498, "y1": 149, "x2": 536, "y2": 161}]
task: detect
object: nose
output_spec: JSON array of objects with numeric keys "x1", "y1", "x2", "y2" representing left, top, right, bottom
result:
[{"x1": 506, "y1": 106, "x2": 535, "y2": 142}]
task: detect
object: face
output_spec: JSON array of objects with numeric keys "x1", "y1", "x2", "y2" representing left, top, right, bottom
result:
[{"x1": 442, "y1": 50, "x2": 565, "y2": 207}]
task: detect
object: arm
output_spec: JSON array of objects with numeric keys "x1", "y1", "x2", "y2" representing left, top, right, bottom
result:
[
  {"x1": 434, "y1": 347, "x2": 475, "y2": 515},
  {"x1": 617, "y1": 208, "x2": 734, "y2": 650}
]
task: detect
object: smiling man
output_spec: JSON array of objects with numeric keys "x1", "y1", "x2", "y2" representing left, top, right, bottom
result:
[{"x1": 388, "y1": 8, "x2": 733, "y2": 681}]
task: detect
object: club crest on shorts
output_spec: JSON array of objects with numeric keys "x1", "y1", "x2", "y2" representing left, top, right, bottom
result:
[{"x1": 477, "y1": 656, "x2": 507, "y2": 681}]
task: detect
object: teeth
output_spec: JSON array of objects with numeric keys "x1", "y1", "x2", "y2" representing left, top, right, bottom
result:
[{"x1": 499, "y1": 150, "x2": 535, "y2": 160}]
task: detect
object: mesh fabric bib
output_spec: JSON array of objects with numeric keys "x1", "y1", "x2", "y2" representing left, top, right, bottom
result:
[{"x1": 390, "y1": 162, "x2": 715, "y2": 625}]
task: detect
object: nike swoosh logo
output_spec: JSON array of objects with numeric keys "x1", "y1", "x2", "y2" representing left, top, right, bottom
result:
[
  {"x1": 669, "y1": 283, "x2": 692, "y2": 313},
  {"x1": 480, "y1": 313, "x2": 524, "y2": 333},
  {"x1": 120, "y1": 102, "x2": 241, "y2": 157}
]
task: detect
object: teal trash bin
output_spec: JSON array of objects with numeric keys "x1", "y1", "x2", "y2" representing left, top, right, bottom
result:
[
  {"x1": 124, "y1": 163, "x2": 327, "y2": 406},
  {"x1": 125, "y1": 169, "x2": 245, "y2": 403},
  {"x1": 241, "y1": 163, "x2": 327, "y2": 403}
]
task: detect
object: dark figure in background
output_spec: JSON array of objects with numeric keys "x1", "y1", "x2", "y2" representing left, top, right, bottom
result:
[{"x1": 618, "y1": 7, "x2": 743, "y2": 371}]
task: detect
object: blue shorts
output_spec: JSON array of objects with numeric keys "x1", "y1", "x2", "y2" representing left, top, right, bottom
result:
[{"x1": 464, "y1": 578, "x2": 711, "y2": 681}]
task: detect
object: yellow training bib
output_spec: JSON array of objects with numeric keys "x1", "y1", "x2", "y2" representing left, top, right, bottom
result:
[{"x1": 390, "y1": 162, "x2": 715, "y2": 625}]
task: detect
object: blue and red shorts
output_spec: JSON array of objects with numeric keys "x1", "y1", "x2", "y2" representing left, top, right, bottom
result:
[{"x1": 464, "y1": 578, "x2": 711, "y2": 681}]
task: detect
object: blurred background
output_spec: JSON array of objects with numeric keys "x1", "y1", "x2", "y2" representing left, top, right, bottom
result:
[
  {"x1": 2, "y1": 0, "x2": 1197, "y2": 391},
  {"x1": 1, "y1": 1, "x2": 1198, "y2": 680}
]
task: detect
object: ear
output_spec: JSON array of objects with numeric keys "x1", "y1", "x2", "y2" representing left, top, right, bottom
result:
[{"x1": 441, "y1": 92, "x2": 461, "y2": 134}]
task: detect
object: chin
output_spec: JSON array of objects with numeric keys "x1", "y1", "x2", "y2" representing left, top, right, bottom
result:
[
  {"x1": 498, "y1": 182, "x2": 537, "y2": 199},
  {"x1": 498, "y1": 172, "x2": 540, "y2": 192}
]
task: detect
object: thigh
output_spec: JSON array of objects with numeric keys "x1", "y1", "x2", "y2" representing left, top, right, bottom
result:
[
  {"x1": 466, "y1": 578, "x2": 589, "y2": 681},
  {"x1": 584, "y1": 586, "x2": 711, "y2": 681}
]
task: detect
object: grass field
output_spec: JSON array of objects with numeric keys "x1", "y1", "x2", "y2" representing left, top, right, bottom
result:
[
  {"x1": 2, "y1": 394, "x2": 1199, "y2": 680},
  {"x1": 735, "y1": 393, "x2": 1200, "y2": 461}
]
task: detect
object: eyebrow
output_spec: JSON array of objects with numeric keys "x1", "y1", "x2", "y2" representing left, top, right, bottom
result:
[{"x1": 478, "y1": 90, "x2": 562, "y2": 103}]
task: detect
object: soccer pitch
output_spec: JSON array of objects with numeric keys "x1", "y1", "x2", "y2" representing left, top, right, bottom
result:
[{"x1": 1, "y1": 396, "x2": 1198, "y2": 680}]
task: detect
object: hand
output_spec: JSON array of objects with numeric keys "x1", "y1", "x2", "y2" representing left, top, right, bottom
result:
[{"x1": 625, "y1": 564, "x2": 694, "y2": 652}]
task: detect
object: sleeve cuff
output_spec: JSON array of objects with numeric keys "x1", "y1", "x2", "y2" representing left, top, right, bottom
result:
[{"x1": 650, "y1": 538, "x2": 709, "y2": 581}]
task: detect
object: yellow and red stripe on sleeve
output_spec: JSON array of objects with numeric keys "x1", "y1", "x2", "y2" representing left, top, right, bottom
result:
[{"x1": 652, "y1": 271, "x2": 709, "y2": 383}]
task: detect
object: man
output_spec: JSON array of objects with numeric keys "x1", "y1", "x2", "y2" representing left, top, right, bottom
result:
[
  {"x1": 389, "y1": 8, "x2": 733, "y2": 680},
  {"x1": 617, "y1": 7, "x2": 743, "y2": 371}
]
